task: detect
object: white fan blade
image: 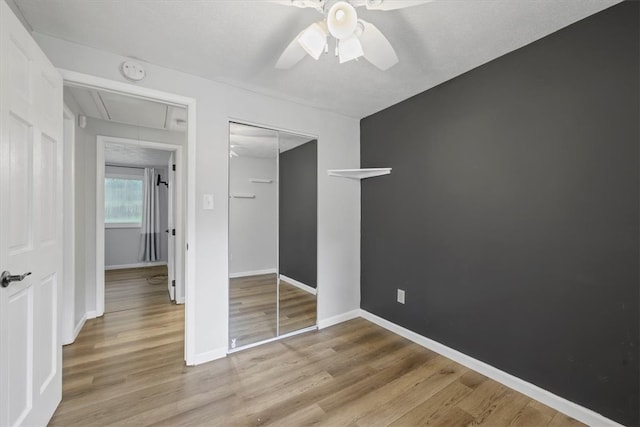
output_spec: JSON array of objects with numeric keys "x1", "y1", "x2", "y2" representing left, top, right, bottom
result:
[
  {"x1": 351, "y1": 0, "x2": 433, "y2": 11},
  {"x1": 275, "y1": 31, "x2": 307, "y2": 69},
  {"x1": 267, "y1": 0, "x2": 325, "y2": 10},
  {"x1": 358, "y1": 20, "x2": 398, "y2": 70}
]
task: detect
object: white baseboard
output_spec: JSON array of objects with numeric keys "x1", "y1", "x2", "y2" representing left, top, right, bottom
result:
[
  {"x1": 71, "y1": 312, "x2": 87, "y2": 341},
  {"x1": 359, "y1": 310, "x2": 622, "y2": 427},
  {"x1": 86, "y1": 310, "x2": 99, "y2": 319},
  {"x1": 280, "y1": 274, "x2": 317, "y2": 295},
  {"x1": 318, "y1": 309, "x2": 361, "y2": 329},
  {"x1": 229, "y1": 268, "x2": 276, "y2": 279},
  {"x1": 189, "y1": 347, "x2": 227, "y2": 366},
  {"x1": 62, "y1": 312, "x2": 87, "y2": 346},
  {"x1": 105, "y1": 261, "x2": 167, "y2": 270}
]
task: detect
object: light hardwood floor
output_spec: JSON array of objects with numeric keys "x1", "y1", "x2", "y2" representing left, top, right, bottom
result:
[
  {"x1": 104, "y1": 265, "x2": 171, "y2": 313},
  {"x1": 279, "y1": 279, "x2": 316, "y2": 335},
  {"x1": 228, "y1": 274, "x2": 317, "y2": 348},
  {"x1": 229, "y1": 274, "x2": 278, "y2": 347},
  {"x1": 51, "y1": 268, "x2": 583, "y2": 426}
]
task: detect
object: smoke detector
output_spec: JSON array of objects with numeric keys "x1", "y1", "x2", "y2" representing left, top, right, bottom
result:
[{"x1": 120, "y1": 61, "x2": 146, "y2": 82}]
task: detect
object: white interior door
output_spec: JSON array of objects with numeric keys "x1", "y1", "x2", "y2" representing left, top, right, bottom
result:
[
  {"x1": 0, "y1": 2, "x2": 64, "y2": 426},
  {"x1": 167, "y1": 153, "x2": 175, "y2": 301}
]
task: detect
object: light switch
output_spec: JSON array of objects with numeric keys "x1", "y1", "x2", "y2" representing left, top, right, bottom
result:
[
  {"x1": 203, "y1": 194, "x2": 214, "y2": 210},
  {"x1": 397, "y1": 289, "x2": 405, "y2": 304}
]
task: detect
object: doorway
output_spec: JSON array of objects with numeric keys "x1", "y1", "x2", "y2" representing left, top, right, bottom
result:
[
  {"x1": 97, "y1": 136, "x2": 185, "y2": 312},
  {"x1": 60, "y1": 72, "x2": 196, "y2": 364}
]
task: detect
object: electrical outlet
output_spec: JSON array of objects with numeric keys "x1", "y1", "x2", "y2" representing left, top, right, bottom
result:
[
  {"x1": 397, "y1": 289, "x2": 405, "y2": 304},
  {"x1": 231, "y1": 338, "x2": 236, "y2": 349}
]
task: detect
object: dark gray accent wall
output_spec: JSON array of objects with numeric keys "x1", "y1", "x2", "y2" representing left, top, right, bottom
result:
[
  {"x1": 360, "y1": 3, "x2": 639, "y2": 425},
  {"x1": 279, "y1": 140, "x2": 317, "y2": 288}
]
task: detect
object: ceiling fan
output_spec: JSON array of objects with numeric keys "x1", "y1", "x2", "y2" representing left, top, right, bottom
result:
[{"x1": 272, "y1": 0, "x2": 433, "y2": 70}]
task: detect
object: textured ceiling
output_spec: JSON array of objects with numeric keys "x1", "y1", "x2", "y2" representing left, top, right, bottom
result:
[
  {"x1": 105, "y1": 143, "x2": 173, "y2": 168},
  {"x1": 65, "y1": 86, "x2": 187, "y2": 132},
  {"x1": 12, "y1": 0, "x2": 621, "y2": 118},
  {"x1": 64, "y1": 86, "x2": 181, "y2": 166}
]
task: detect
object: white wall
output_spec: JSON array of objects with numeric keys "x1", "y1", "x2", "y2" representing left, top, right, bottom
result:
[
  {"x1": 104, "y1": 165, "x2": 169, "y2": 268},
  {"x1": 62, "y1": 91, "x2": 89, "y2": 329},
  {"x1": 229, "y1": 156, "x2": 277, "y2": 275},
  {"x1": 42, "y1": 33, "x2": 360, "y2": 361}
]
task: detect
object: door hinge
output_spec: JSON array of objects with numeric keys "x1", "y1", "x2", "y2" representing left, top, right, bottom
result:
[
  {"x1": 172, "y1": 279, "x2": 176, "y2": 288},
  {"x1": 172, "y1": 164, "x2": 176, "y2": 171},
  {"x1": 172, "y1": 228, "x2": 176, "y2": 236}
]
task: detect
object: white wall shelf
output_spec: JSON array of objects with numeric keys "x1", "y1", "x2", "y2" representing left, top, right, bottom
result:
[{"x1": 327, "y1": 168, "x2": 392, "y2": 180}]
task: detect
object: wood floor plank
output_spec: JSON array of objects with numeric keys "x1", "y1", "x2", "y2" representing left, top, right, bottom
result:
[
  {"x1": 279, "y1": 280, "x2": 316, "y2": 335},
  {"x1": 457, "y1": 379, "x2": 512, "y2": 417},
  {"x1": 317, "y1": 350, "x2": 437, "y2": 414},
  {"x1": 528, "y1": 398, "x2": 561, "y2": 420},
  {"x1": 388, "y1": 380, "x2": 473, "y2": 426},
  {"x1": 229, "y1": 274, "x2": 317, "y2": 348},
  {"x1": 263, "y1": 402, "x2": 326, "y2": 426},
  {"x1": 355, "y1": 360, "x2": 468, "y2": 427},
  {"x1": 430, "y1": 406, "x2": 477, "y2": 427},
  {"x1": 508, "y1": 405, "x2": 554, "y2": 427},
  {"x1": 50, "y1": 267, "x2": 584, "y2": 427},
  {"x1": 458, "y1": 370, "x2": 489, "y2": 390},
  {"x1": 311, "y1": 356, "x2": 455, "y2": 426},
  {"x1": 549, "y1": 412, "x2": 586, "y2": 427},
  {"x1": 469, "y1": 389, "x2": 531, "y2": 426}
]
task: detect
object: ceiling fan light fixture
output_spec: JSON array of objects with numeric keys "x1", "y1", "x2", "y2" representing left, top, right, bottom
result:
[
  {"x1": 298, "y1": 21, "x2": 328, "y2": 60},
  {"x1": 274, "y1": 0, "x2": 412, "y2": 70},
  {"x1": 327, "y1": 1, "x2": 358, "y2": 39},
  {"x1": 338, "y1": 35, "x2": 364, "y2": 63}
]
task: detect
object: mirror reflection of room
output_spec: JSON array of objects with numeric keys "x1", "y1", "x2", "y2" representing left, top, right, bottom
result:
[
  {"x1": 228, "y1": 124, "x2": 279, "y2": 348},
  {"x1": 228, "y1": 122, "x2": 317, "y2": 351}
]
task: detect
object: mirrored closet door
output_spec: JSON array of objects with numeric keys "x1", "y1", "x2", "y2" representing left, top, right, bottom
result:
[{"x1": 228, "y1": 122, "x2": 317, "y2": 350}]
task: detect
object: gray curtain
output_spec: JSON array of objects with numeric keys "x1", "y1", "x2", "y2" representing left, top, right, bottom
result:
[{"x1": 139, "y1": 168, "x2": 161, "y2": 262}]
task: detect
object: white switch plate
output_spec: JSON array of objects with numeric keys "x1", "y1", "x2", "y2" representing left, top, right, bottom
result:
[
  {"x1": 203, "y1": 194, "x2": 214, "y2": 210},
  {"x1": 397, "y1": 289, "x2": 405, "y2": 304}
]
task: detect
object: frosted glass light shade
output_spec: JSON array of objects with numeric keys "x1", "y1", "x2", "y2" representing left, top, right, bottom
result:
[
  {"x1": 327, "y1": 1, "x2": 358, "y2": 39},
  {"x1": 338, "y1": 36, "x2": 364, "y2": 63},
  {"x1": 298, "y1": 22, "x2": 327, "y2": 60}
]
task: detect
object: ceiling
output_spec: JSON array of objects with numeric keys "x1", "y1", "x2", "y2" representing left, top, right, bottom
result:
[
  {"x1": 64, "y1": 86, "x2": 180, "y2": 167},
  {"x1": 230, "y1": 122, "x2": 314, "y2": 158},
  {"x1": 12, "y1": 0, "x2": 621, "y2": 118},
  {"x1": 65, "y1": 86, "x2": 187, "y2": 132},
  {"x1": 105, "y1": 143, "x2": 172, "y2": 168}
]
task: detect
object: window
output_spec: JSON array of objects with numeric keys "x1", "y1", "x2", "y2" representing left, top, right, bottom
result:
[{"x1": 105, "y1": 175, "x2": 144, "y2": 228}]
